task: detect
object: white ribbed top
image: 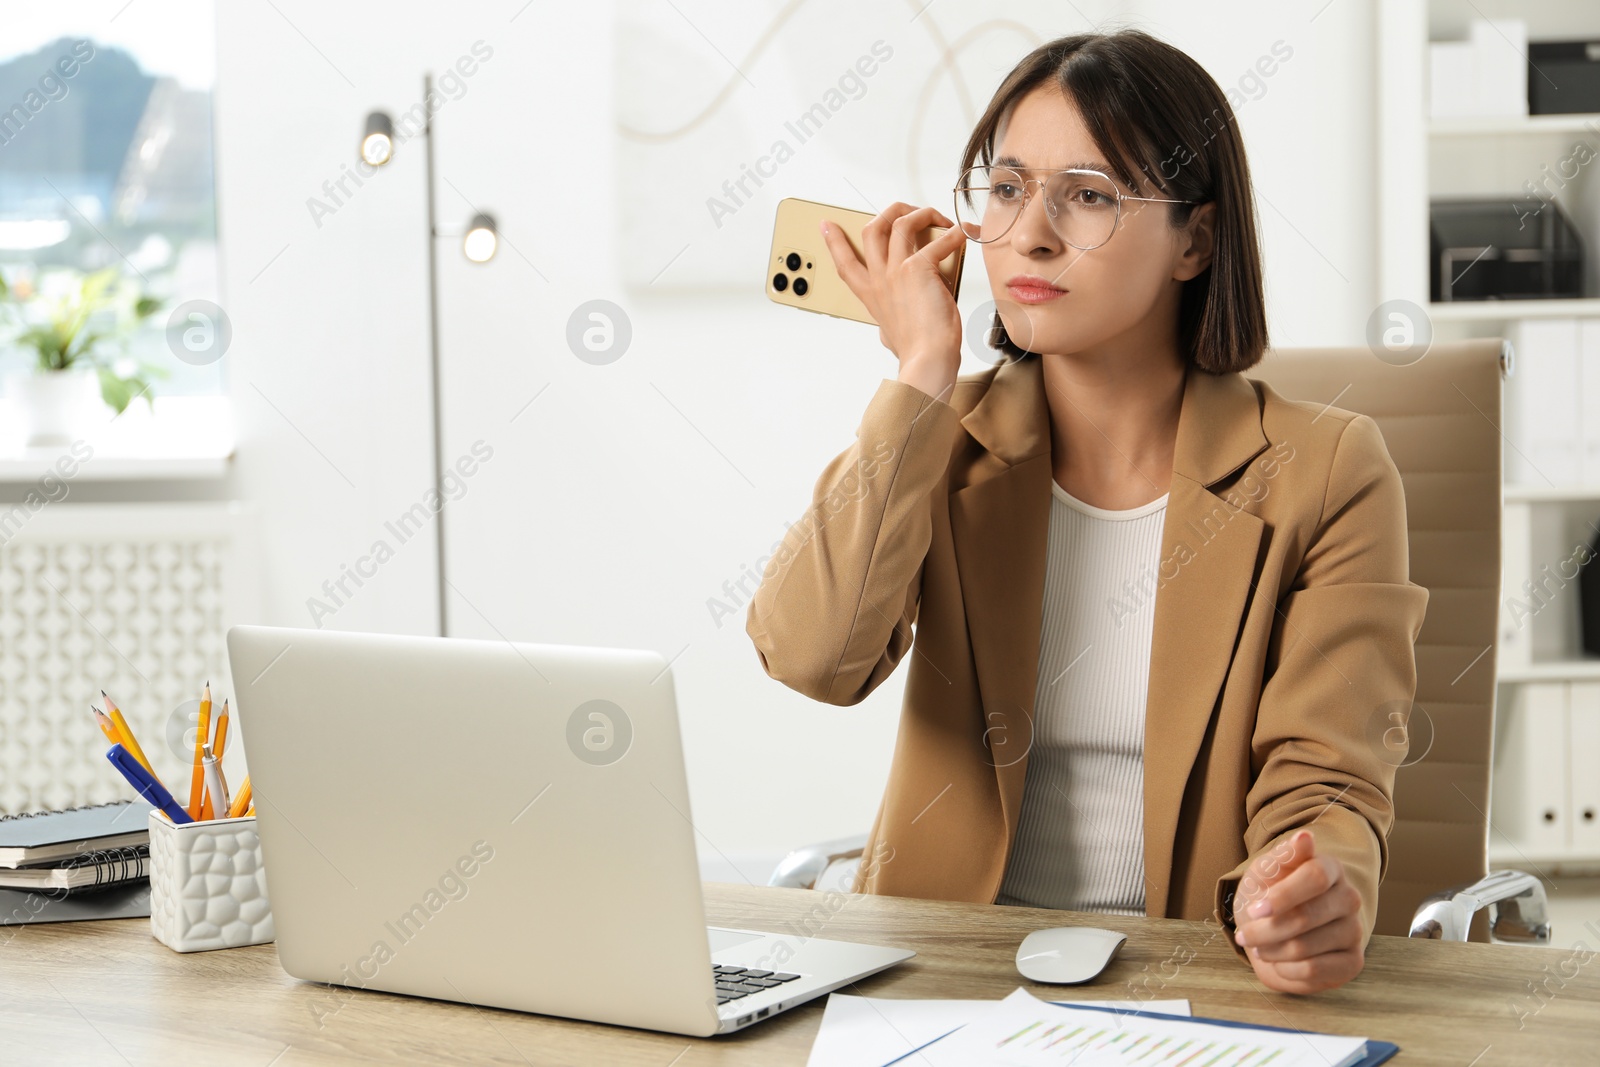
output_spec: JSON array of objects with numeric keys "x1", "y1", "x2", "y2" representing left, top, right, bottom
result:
[{"x1": 994, "y1": 478, "x2": 1167, "y2": 917}]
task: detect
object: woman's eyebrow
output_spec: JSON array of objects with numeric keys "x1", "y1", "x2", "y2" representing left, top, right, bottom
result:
[{"x1": 992, "y1": 153, "x2": 1116, "y2": 174}]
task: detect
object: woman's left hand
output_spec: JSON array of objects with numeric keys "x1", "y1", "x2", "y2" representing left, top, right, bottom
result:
[{"x1": 1231, "y1": 829, "x2": 1366, "y2": 993}]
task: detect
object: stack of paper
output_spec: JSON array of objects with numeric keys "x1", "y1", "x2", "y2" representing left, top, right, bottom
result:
[{"x1": 806, "y1": 993, "x2": 1190, "y2": 1067}]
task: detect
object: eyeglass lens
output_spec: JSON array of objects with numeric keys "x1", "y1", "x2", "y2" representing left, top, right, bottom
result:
[{"x1": 954, "y1": 166, "x2": 1121, "y2": 248}]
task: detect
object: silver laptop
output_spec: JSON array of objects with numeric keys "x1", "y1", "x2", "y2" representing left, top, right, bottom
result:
[{"x1": 226, "y1": 624, "x2": 913, "y2": 1037}]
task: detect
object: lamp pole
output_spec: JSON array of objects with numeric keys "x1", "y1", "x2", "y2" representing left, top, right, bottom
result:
[
  {"x1": 422, "y1": 72, "x2": 449, "y2": 638},
  {"x1": 363, "y1": 77, "x2": 499, "y2": 638}
]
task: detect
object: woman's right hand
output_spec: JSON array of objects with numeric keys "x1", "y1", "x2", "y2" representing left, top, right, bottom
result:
[{"x1": 819, "y1": 203, "x2": 966, "y2": 400}]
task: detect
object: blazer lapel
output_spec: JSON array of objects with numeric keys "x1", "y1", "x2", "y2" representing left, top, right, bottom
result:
[
  {"x1": 948, "y1": 357, "x2": 1052, "y2": 886},
  {"x1": 1141, "y1": 367, "x2": 1268, "y2": 916},
  {"x1": 948, "y1": 357, "x2": 1269, "y2": 916}
]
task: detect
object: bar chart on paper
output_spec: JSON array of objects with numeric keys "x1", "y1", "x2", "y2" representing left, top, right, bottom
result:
[
  {"x1": 919, "y1": 989, "x2": 1371, "y2": 1067},
  {"x1": 991, "y1": 1023, "x2": 1351, "y2": 1064}
]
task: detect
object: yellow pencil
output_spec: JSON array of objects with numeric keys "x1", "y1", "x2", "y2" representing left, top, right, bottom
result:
[
  {"x1": 90, "y1": 705, "x2": 119, "y2": 745},
  {"x1": 214, "y1": 700, "x2": 229, "y2": 759},
  {"x1": 101, "y1": 692, "x2": 160, "y2": 783},
  {"x1": 189, "y1": 682, "x2": 211, "y2": 820},
  {"x1": 227, "y1": 775, "x2": 252, "y2": 819}
]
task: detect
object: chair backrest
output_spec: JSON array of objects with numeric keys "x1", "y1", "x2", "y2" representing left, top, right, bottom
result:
[{"x1": 1248, "y1": 338, "x2": 1507, "y2": 939}]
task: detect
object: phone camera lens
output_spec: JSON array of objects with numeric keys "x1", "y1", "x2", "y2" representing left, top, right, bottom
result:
[
  {"x1": 792, "y1": 277, "x2": 808, "y2": 297},
  {"x1": 772, "y1": 273, "x2": 788, "y2": 292},
  {"x1": 785, "y1": 252, "x2": 802, "y2": 271}
]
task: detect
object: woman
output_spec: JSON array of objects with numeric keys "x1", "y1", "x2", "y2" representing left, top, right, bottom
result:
[{"x1": 745, "y1": 29, "x2": 1427, "y2": 995}]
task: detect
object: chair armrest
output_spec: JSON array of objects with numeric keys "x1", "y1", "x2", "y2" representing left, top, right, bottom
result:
[
  {"x1": 1408, "y1": 869, "x2": 1550, "y2": 945},
  {"x1": 767, "y1": 833, "x2": 868, "y2": 890}
]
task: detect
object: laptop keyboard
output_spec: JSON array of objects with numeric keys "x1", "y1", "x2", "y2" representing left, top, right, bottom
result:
[{"x1": 713, "y1": 965, "x2": 802, "y2": 1004}]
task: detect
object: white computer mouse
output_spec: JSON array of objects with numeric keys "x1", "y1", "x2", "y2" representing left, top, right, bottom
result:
[{"x1": 1015, "y1": 926, "x2": 1128, "y2": 984}]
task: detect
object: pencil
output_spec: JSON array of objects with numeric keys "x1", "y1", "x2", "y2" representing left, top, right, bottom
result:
[
  {"x1": 214, "y1": 700, "x2": 229, "y2": 760},
  {"x1": 227, "y1": 775, "x2": 252, "y2": 819},
  {"x1": 90, "y1": 705, "x2": 120, "y2": 745},
  {"x1": 189, "y1": 682, "x2": 211, "y2": 820},
  {"x1": 101, "y1": 692, "x2": 159, "y2": 783}
]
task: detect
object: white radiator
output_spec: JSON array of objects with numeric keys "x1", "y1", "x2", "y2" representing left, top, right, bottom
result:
[{"x1": 0, "y1": 503, "x2": 258, "y2": 815}]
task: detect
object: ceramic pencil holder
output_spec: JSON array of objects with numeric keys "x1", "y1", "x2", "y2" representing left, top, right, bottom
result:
[{"x1": 148, "y1": 809, "x2": 275, "y2": 952}]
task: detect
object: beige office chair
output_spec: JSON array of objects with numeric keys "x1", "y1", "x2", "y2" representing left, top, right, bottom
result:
[{"x1": 770, "y1": 338, "x2": 1549, "y2": 946}]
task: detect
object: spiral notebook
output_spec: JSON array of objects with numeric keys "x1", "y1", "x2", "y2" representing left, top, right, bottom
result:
[
  {"x1": 0, "y1": 799, "x2": 153, "y2": 868},
  {"x1": 0, "y1": 845, "x2": 149, "y2": 891}
]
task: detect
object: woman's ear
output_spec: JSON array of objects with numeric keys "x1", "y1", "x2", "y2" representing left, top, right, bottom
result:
[{"x1": 1172, "y1": 201, "x2": 1216, "y2": 281}]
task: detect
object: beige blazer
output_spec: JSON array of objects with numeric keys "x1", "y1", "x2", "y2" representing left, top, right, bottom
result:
[{"x1": 745, "y1": 354, "x2": 1429, "y2": 960}]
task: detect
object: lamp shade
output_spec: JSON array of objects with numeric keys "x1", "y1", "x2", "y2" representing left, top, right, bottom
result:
[
  {"x1": 463, "y1": 212, "x2": 498, "y2": 263},
  {"x1": 360, "y1": 111, "x2": 394, "y2": 166}
]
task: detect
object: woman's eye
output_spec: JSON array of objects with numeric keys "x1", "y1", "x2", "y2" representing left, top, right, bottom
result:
[{"x1": 994, "y1": 183, "x2": 1023, "y2": 200}]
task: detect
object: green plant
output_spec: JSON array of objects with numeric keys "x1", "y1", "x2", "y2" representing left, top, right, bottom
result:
[{"x1": 6, "y1": 266, "x2": 166, "y2": 414}]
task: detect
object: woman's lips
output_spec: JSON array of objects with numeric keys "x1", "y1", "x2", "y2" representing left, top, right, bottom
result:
[{"x1": 1007, "y1": 283, "x2": 1067, "y2": 304}]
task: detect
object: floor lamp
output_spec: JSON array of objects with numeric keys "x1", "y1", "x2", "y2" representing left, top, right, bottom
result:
[{"x1": 360, "y1": 74, "x2": 498, "y2": 637}]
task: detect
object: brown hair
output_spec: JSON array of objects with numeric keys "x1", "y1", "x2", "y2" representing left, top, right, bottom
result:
[{"x1": 959, "y1": 29, "x2": 1268, "y2": 373}]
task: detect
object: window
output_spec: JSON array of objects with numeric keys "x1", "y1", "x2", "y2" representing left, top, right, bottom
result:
[{"x1": 0, "y1": 2, "x2": 221, "y2": 407}]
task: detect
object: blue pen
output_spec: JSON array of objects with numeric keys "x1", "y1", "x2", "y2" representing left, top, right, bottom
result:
[{"x1": 106, "y1": 744, "x2": 193, "y2": 824}]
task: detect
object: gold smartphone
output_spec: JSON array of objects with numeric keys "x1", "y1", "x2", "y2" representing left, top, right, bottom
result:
[{"x1": 766, "y1": 196, "x2": 965, "y2": 325}]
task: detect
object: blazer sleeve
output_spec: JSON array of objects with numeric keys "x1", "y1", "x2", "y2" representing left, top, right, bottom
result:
[
  {"x1": 1213, "y1": 413, "x2": 1430, "y2": 962},
  {"x1": 745, "y1": 377, "x2": 964, "y2": 706}
]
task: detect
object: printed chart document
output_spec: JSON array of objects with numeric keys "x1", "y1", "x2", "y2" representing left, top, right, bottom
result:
[
  {"x1": 912, "y1": 987, "x2": 1367, "y2": 1067},
  {"x1": 805, "y1": 994, "x2": 1190, "y2": 1067}
]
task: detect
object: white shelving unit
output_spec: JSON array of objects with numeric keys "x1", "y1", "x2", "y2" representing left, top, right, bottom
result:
[
  {"x1": 1431, "y1": 113, "x2": 1600, "y2": 137},
  {"x1": 1382, "y1": 0, "x2": 1600, "y2": 874},
  {"x1": 1429, "y1": 297, "x2": 1600, "y2": 322}
]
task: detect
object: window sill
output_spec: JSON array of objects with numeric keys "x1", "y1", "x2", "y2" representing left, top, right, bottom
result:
[{"x1": 0, "y1": 395, "x2": 234, "y2": 483}]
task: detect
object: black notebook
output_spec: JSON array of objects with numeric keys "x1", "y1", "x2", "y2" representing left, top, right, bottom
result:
[
  {"x1": 0, "y1": 800, "x2": 153, "y2": 868},
  {"x1": 0, "y1": 879, "x2": 152, "y2": 925}
]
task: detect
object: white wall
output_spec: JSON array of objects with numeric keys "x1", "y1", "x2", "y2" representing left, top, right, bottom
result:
[
  {"x1": 216, "y1": 5, "x2": 449, "y2": 639},
  {"x1": 216, "y1": 0, "x2": 1381, "y2": 882}
]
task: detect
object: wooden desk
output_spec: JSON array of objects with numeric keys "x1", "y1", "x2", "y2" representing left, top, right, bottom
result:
[{"x1": 5, "y1": 882, "x2": 1593, "y2": 1064}]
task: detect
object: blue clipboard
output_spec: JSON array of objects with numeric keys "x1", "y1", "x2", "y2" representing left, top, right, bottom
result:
[{"x1": 1059, "y1": 1001, "x2": 1399, "y2": 1066}]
